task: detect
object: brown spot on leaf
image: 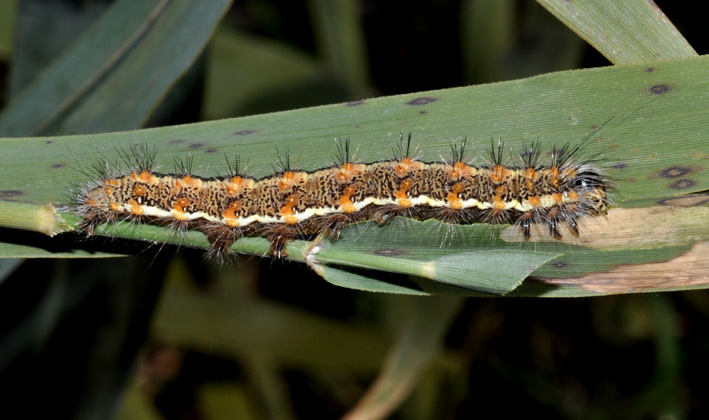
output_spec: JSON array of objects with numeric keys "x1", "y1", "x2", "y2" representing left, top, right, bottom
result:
[
  {"x1": 539, "y1": 242, "x2": 709, "y2": 294},
  {"x1": 168, "y1": 139, "x2": 186, "y2": 145},
  {"x1": 51, "y1": 163, "x2": 66, "y2": 169},
  {"x1": 0, "y1": 190, "x2": 23, "y2": 198},
  {"x1": 345, "y1": 100, "x2": 365, "y2": 107},
  {"x1": 406, "y1": 97, "x2": 439, "y2": 106},
  {"x1": 648, "y1": 84, "x2": 672, "y2": 94},
  {"x1": 611, "y1": 162, "x2": 629, "y2": 170},
  {"x1": 188, "y1": 143, "x2": 204, "y2": 149},
  {"x1": 645, "y1": 67, "x2": 655, "y2": 73},
  {"x1": 206, "y1": 148, "x2": 218, "y2": 154},
  {"x1": 669, "y1": 179, "x2": 696, "y2": 189},
  {"x1": 658, "y1": 195, "x2": 709, "y2": 207},
  {"x1": 551, "y1": 261, "x2": 571, "y2": 269},
  {"x1": 373, "y1": 248, "x2": 407, "y2": 257},
  {"x1": 234, "y1": 130, "x2": 256, "y2": 136},
  {"x1": 658, "y1": 166, "x2": 695, "y2": 178}
]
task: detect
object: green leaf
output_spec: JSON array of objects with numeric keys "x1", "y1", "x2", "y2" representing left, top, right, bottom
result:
[
  {"x1": 312, "y1": 220, "x2": 560, "y2": 295},
  {"x1": 1, "y1": 55, "x2": 708, "y2": 295},
  {"x1": 537, "y1": 0, "x2": 696, "y2": 64}
]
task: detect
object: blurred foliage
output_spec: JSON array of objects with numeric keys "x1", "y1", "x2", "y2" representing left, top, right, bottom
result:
[{"x1": 0, "y1": 1, "x2": 708, "y2": 420}]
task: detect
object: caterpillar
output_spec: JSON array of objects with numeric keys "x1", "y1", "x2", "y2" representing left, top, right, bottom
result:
[{"x1": 74, "y1": 134, "x2": 609, "y2": 258}]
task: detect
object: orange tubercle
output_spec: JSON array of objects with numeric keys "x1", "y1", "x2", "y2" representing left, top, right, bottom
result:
[
  {"x1": 128, "y1": 199, "x2": 144, "y2": 216},
  {"x1": 175, "y1": 197, "x2": 190, "y2": 210},
  {"x1": 395, "y1": 179, "x2": 414, "y2": 207},
  {"x1": 278, "y1": 171, "x2": 297, "y2": 191},
  {"x1": 529, "y1": 196, "x2": 541, "y2": 206},
  {"x1": 339, "y1": 185, "x2": 357, "y2": 213},
  {"x1": 280, "y1": 195, "x2": 300, "y2": 224},
  {"x1": 336, "y1": 163, "x2": 357, "y2": 182},
  {"x1": 396, "y1": 157, "x2": 414, "y2": 175},
  {"x1": 524, "y1": 167, "x2": 536, "y2": 192},
  {"x1": 182, "y1": 175, "x2": 195, "y2": 186},
  {"x1": 173, "y1": 198, "x2": 191, "y2": 220},
  {"x1": 490, "y1": 165, "x2": 508, "y2": 183},
  {"x1": 550, "y1": 167, "x2": 560, "y2": 188},
  {"x1": 493, "y1": 198, "x2": 506, "y2": 211},
  {"x1": 225, "y1": 176, "x2": 246, "y2": 195},
  {"x1": 552, "y1": 193, "x2": 563, "y2": 203},
  {"x1": 447, "y1": 182, "x2": 464, "y2": 209},
  {"x1": 447, "y1": 195, "x2": 463, "y2": 210},
  {"x1": 222, "y1": 201, "x2": 242, "y2": 227},
  {"x1": 133, "y1": 184, "x2": 148, "y2": 196}
]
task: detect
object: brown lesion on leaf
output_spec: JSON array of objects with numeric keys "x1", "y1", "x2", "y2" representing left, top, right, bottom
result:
[
  {"x1": 234, "y1": 130, "x2": 256, "y2": 136},
  {"x1": 551, "y1": 261, "x2": 571, "y2": 269},
  {"x1": 373, "y1": 248, "x2": 408, "y2": 257},
  {"x1": 505, "y1": 203, "x2": 709, "y2": 293},
  {"x1": 669, "y1": 179, "x2": 696, "y2": 189},
  {"x1": 345, "y1": 100, "x2": 365, "y2": 107},
  {"x1": 658, "y1": 194, "x2": 709, "y2": 207},
  {"x1": 406, "y1": 97, "x2": 439, "y2": 106},
  {"x1": 501, "y1": 206, "x2": 709, "y2": 249},
  {"x1": 652, "y1": 166, "x2": 701, "y2": 190},
  {"x1": 657, "y1": 166, "x2": 696, "y2": 178},
  {"x1": 647, "y1": 84, "x2": 673, "y2": 94},
  {"x1": 0, "y1": 190, "x2": 24, "y2": 198},
  {"x1": 540, "y1": 242, "x2": 709, "y2": 293}
]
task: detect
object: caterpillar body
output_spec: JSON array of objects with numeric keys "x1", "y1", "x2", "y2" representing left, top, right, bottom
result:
[{"x1": 75, "y1": 136, "x2": 609, "y2": 258}]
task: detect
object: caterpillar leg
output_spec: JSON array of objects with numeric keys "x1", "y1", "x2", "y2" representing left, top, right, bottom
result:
[{"x1": 264, "y1": 224, "x2": 298, "y2": 258}]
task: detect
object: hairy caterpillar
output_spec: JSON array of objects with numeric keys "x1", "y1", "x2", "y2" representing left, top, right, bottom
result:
[{"x1": 74, "y1": 134, "x2": 609, "y2": 258}]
